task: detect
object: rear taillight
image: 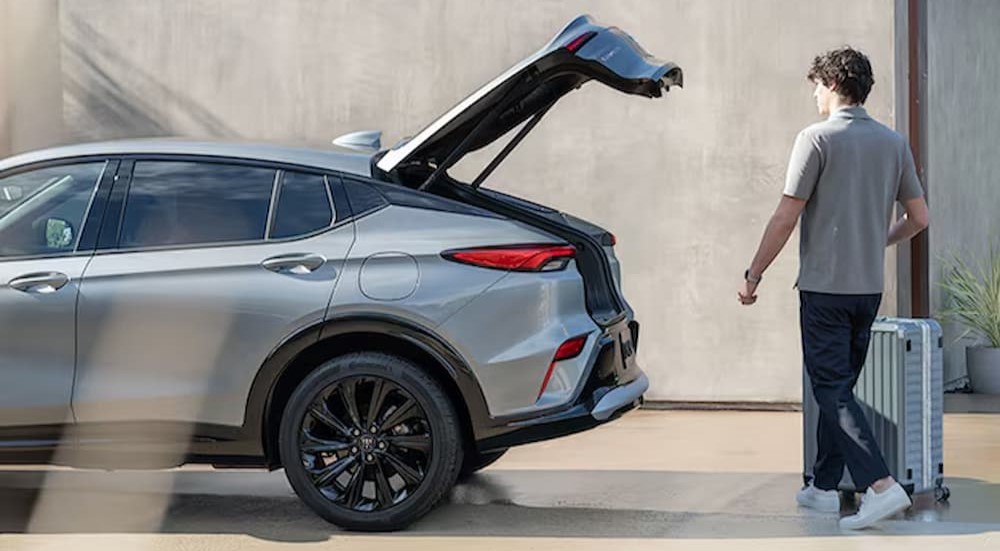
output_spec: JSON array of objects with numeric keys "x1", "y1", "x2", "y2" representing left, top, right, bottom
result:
[
  {"x1": 565, "y1": 31, "x2": 597, "y2": 53},
  {"x1": 538, "y1": 335, "x2": 589, "y2": 400},
  {"x1": 602, "y1": 233, "x2": 617, "y2": 247},
  {"x1": 442, "y1": 244, "x2": 576, "y2": 272}
]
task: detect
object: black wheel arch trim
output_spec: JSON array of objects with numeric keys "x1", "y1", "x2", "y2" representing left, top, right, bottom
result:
[{"x1": 241, "y1": 312, "x2": 498, "y2": 467}]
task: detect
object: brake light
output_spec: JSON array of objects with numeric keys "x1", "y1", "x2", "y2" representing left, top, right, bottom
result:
[
  {"x1": 538, "y1": 335, "x2": 589, "y2": 400},
  {"x1": 442, "y1": 244, "x2": 575, "y2": 272},
  {"x1": 565, "y1": 31, "x2": 597, "y2": 53}
]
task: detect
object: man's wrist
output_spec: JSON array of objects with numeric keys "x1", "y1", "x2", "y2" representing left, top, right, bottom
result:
[{"x1": 744, "y1": 269, "x2": 763, "y2": 284}]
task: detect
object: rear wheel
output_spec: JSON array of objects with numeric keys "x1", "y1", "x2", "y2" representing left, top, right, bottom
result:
[
  {"x1": 459, "y1": 448, "x2": 508, "y2": 479},
  {"x1": 279, "y1": 352, "x2": 463, "y2": 531}
]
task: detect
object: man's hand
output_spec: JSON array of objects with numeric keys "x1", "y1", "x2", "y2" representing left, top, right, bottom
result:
[
  {"x1": 738, "y1": 279, "x2": 759, "y2": 305},
  {"x1": 740, "y1": 195, "x2": 807, "y2": 306}
]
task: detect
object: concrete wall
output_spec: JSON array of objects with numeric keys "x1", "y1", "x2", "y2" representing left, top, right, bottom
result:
[
  {"x1": 0, "y1": 0, "x2": 63, "y2": 156},
  {"x1": 0, "y1": 0, "x2": 8, "y2": 158},
  {"x1": 926, "y1": 0, "x2": 1000, "y2": 388},
  {"x1": 3, "y1": 0, "x2": 898, "y2": 402}
]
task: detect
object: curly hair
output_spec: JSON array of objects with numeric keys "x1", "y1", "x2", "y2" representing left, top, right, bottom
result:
[{"x1": 807, "y1": 47, "x2": 874, "y2": 105}]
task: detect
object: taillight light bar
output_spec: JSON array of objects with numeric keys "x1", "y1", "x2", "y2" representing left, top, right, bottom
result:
[{"x1": 442, "y1": 244, "x2": 576, "y2": 272}]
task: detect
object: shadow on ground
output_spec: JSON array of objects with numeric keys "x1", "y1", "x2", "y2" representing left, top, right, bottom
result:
[{"x1": 0, "y1": 469, "x2": 996, "y2": 542}]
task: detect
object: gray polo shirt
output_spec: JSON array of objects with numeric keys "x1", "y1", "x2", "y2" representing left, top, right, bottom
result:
[{"x1": 784, "y1": 106, "x2": 924, "y2": 295}]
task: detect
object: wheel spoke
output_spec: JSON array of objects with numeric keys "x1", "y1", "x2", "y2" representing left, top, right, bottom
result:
[
  {"x1": 380, "y1": 397, "x2": 418, "y2": 430},
  {"x1": 311, "y1": 455, "x2": 356, "y2": 489},
  {"x1": 374, "y1": 461, "x2": 395, "y2": 509},
  {"x1": 385, "y1": 434, "x2": 431, "y2": 454},
  {"x1": 301, "y1": 432, "x2": 352, "y2": 455},
  {"x1": 339, "y1": 379, "x2": 364, "y2": 430},
  {"x1": 300, "y1": 373, "x2": 433, "y2": 514},
  {"x1": 382, "y1": 451, "x2": 424, "y2": 485},
  {"x1": 308, "y1": 403, "x2": 352, "y2": 437},
  {"x1": 343, "y1": 464, "x2": 366, "y2": 510},
  {"x1": 365, "y1": 379, "x2": 391, "y2": 428}
]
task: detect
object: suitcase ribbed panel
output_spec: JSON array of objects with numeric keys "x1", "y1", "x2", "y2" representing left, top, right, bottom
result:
[{"x1": 804, "y1": 317, "x2": 944, "y2": 495}]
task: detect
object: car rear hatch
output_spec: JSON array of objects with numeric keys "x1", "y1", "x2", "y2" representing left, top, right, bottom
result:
[{"x1": 374, "y1": 14, "x2": 682, "y2": 326}]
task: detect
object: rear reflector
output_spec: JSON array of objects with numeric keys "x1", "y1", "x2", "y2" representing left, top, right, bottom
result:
[
  {"x1": 565, "y1": 31, "x2": 598, "y2": 53},
  {"x1": 443, "y1": 244, "x2": 575, "y2": 272},
  {"x1": 537, "y1": 335, "x2": 589, "y2": 400},
  {"x1": 553, "y1": 336, "x2": 588, "y2": 362}
]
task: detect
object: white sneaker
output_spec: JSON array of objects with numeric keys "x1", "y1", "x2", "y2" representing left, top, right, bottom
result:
[
  {"x1": 796, "y1": 482, "x2": 840, "y2": 513},
  {"x1": 839, "y1": 483, "x2": 912, "y2": 530}
]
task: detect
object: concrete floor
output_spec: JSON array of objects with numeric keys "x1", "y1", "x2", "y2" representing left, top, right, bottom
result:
[{"x1": 0, "y1": 411, "x2": 998, "y2": 550}]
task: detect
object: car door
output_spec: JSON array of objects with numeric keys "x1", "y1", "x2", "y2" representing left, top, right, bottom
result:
[
  {"x1": 74, "y1": 159, "x2": 354, "y2": 433},
  {"x1": 0, "y1": 160, "x2": 112, "y2": 428}
]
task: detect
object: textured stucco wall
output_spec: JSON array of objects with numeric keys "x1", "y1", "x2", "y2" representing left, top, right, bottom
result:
[
  {"x1": 0, "y1": 0, "x2": 63, "y2": 155},
  {"x1": 3, "y1": 0, "x2": 898, "y2": 402},
  {"x1": 926, "y1": 0, "x2": 1000, "y2": 388}
]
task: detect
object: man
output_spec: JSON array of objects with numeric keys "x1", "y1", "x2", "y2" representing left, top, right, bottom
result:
[{"x1": 739, "y1": 47, "x2": 930, "y2": 530}]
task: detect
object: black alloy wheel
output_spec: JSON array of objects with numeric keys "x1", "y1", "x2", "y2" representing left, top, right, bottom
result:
[{"x1": 279, "y1": 352, "x2": 462, "y2": 531}]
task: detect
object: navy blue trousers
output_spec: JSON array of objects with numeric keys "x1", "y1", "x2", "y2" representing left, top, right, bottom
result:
[{"x1": 801, "y1": 291, "x2": 891, "y2": 491}]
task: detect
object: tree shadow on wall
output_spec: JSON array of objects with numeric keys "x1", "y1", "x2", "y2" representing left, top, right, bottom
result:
[{"x1": 61, "y1": 14, "x2": 236, "y2": 141}]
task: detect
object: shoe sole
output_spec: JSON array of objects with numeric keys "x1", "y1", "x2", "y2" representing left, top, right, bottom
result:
[
  {"x1": 839, "y1": 497, "x2": 911, "y2": 530},
  {"x1": 796, "y1": 495, "x2": 840, "y2": 513}
]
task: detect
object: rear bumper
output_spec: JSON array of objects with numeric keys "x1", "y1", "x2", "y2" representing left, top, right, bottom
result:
[
  {"x1": 475, "y1": 317, "x2": 645, "y2": 452},
  {"x1": 592, "y1": 372, "x2": 649, "y2": 421},
  {"x1": 475, "y1": 371, "x2": 646, "y2": 452}
]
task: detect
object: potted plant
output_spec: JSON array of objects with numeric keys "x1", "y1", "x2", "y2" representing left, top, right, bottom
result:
[{"x1": 939, "y1": 245, "x2": 1000, "y2": 394}]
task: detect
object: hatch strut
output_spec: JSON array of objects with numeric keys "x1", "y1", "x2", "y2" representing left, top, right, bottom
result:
[
  {"x1": 469, "y1": 101, "x2": 555, "y2": 190},
  {"x1": 418, "y1": 72, "x2": 552, "y2": 192}
]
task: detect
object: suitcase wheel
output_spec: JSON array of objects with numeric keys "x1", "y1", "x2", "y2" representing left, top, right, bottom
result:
[{"x1": 934, "y1": 486, "x2": 951, "y2": 503}]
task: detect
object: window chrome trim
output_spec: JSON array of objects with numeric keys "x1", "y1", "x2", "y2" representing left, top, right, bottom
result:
[
  {"x1": 264, "y1": 169, "x2": 283, "y2": 241},
  {"x1": 323, "y1": 175, "x2": 337, "y2": 224}
]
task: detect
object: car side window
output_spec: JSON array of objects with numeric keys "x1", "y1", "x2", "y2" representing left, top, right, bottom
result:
[
  {"x1": 0, "y1": 162, "x2": 106, "y2": 259},
  {"x1": 119, "y1": 161, "x2": 275, "y2": 249},
  {"x1": 269, "y1": 171, "x2": 334, "y2": 240}
]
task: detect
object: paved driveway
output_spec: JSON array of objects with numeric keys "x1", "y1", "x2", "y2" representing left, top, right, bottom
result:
[{"x1": 1, "y1": 411, "x2": 997, "y2": 550}]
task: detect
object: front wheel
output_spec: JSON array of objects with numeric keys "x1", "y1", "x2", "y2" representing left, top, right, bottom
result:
[{"x1": 279, "y1": 352, "x2": 463, "y2": 531}]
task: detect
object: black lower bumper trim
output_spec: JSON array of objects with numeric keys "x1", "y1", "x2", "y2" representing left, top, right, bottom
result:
[{"x1": 475, "y1": 396, "x2": 641, "y2": 453}]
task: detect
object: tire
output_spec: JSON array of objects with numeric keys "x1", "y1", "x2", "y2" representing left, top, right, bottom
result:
[
  {"x1": 279, "y1": 352, "x2": 463, "y2": 531},
  {"x1": 459, "y1": 448, "x2": 508, "y2": 479}
]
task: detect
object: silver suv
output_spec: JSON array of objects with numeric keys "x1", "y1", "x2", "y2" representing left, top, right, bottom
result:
[{"x1": 0, "y1": 16, "x2": 681, "y2": 530}]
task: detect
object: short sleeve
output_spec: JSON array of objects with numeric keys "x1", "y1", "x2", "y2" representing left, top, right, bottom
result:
[
  {"x1": 783, "y1": 130, "x2": 823, "y2": 200},
  {"x1": 897, "y1": 143, "x2": 924, "y2": 202}
]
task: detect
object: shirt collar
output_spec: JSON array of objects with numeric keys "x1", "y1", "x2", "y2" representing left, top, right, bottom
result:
[{"x1": 829, "y1": 106, "x2": 870, "y2": 121}]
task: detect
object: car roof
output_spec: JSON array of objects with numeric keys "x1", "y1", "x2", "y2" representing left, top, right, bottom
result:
[{"x1": 0, "y1": 138, "x2": 375, "y2": 177}]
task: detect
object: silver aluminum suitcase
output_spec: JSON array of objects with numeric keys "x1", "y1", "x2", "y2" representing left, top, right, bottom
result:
[{"x1": 803, "y1": 317, "x2": 950, "y2": 500}]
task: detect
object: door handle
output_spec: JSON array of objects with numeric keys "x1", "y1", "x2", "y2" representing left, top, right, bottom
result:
[
  {"x1": 9, "y1": 272, "x2": 70, "y2": 294},
  {"x1": 261, "y1": 253, "x2": 327, "y2": 275}
]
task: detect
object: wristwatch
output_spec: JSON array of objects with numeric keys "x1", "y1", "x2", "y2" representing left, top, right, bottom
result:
[{"x1": 744, "y1": 269, "x2": 762, "y2": 284}]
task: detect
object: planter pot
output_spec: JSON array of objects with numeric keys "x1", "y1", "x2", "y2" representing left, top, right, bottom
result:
[{"x1": 967, "y1": 347, "x2": 1000, "y2": 395}]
